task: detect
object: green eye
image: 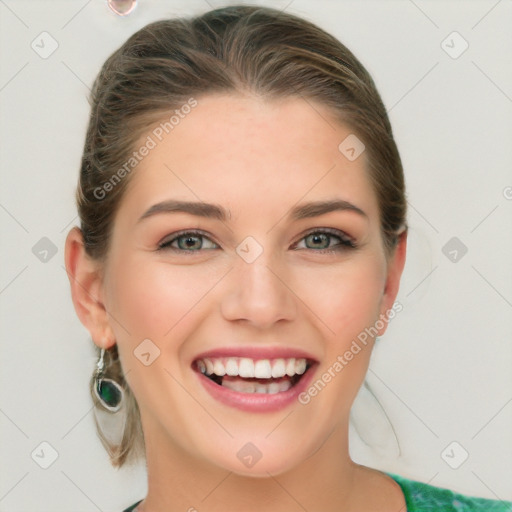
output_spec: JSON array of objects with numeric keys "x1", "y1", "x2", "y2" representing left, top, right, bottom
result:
[
  {"x1": 294, "y1": 229, "x2": 356, "y2": 253},
  {"x1": 305, "y1": 233, "x2": 332, "y2": 250},
  {"x1": 157, "y1": 228, "x2": 357, "y2": 254},
  {"x1": 158, "y1": 230, "x2": 218, "y2": 251}
]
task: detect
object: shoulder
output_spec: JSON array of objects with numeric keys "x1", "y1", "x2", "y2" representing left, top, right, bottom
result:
[{"x1": 385, "y1": 472, "x2": 512, "y2": 511}]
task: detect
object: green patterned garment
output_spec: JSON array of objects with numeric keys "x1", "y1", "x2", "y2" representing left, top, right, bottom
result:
[
  {"x1": 385, "y1": 472, "x2": 512, "y2": 511},
  {"x1": 122, "y1": 472, "x2": 512, "y2": 511}
]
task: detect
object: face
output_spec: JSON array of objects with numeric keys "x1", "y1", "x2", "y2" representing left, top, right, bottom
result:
[{"x1": 73, "y1": 93, "x2": 406, "y2": 477}]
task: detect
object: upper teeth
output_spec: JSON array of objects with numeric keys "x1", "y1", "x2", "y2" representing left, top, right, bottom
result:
[{"x1": 196, "y1": 357, "x2": 308, "y2": 378}]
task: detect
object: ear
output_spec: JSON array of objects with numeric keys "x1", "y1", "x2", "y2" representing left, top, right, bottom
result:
[
  {"x1": 377, "y1": 229, "x2": 407, "y2": 336},
  {"x1": 64, "y1": 227, "x2": 116, "y2": 349}
]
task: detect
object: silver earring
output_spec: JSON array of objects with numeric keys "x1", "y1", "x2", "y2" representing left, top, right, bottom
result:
[{"x1": 94, "y1": 348, "x2": 124, "y2": 412}]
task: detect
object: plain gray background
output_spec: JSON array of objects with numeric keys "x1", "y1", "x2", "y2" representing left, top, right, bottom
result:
[{"x1": 1, "y1": 0, "x2": 511, "y2": 510}]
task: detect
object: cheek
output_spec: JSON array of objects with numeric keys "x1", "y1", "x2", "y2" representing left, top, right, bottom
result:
[
  {"x1": 105, "y1": 254, "x2": 223, "y2": 344},
  {"x1": 294, "y1": 254, "x2": 385, "y2": 342},
  {"x1": 296, "y1": 256, "x2": 385, "y2": 416}
]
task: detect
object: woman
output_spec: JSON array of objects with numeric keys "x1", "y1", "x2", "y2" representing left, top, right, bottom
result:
[{"x1": 64, "y1": 5, "x2": 511, "y2": 511}]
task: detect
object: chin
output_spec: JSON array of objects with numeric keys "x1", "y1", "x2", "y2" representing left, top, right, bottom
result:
[{"x1": 196, "y1": 431, "x2": 322, "y2": 479}]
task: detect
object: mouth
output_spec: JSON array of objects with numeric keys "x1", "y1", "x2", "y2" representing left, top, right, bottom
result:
[{"x1": 193, "y1": 356, "x2": 314, "y2": 394}]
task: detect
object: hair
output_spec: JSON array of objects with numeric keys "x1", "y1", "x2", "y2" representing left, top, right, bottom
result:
[{"x1": 77, "y1": 4, "x2": 408, "y2": 468}]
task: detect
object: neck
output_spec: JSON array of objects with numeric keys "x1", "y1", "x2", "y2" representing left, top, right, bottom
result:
[{"x1": 136, "y1": 419, "x2": 363, "y2": 512}]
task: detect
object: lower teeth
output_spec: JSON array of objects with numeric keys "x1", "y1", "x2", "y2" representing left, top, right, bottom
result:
[
  {"x1": 221, "y1": 378, "x2": 292, "y2": 394},
  {"x1": 200, "y1": 365, "x2": 309, "y2": 394}
]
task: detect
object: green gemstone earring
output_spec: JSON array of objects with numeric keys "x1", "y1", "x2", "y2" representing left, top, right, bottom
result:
[{"x1": 94, "y1": 348, "x2": 124, "y2": 413}]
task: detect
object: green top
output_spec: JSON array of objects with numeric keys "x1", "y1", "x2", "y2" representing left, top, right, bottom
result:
[
  {"x1": 122, "y1": 472, "x2": 512, "y2": 511},
  {"x1": 385, "y1": 472, "x2": 511, "y2": 511}
]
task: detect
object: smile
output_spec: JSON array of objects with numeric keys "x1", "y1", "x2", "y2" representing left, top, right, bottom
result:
[
  {"x1": 192, "y1": 350, "x2": 318, "y2": 412},
  {"x1": 196, "y1": 356, "x2": 310, "y2": 394}
]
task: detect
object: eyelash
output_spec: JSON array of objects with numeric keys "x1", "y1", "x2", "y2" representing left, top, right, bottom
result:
[{"x1": 157, "y1": 228, "x2": 357, "y2": 255}]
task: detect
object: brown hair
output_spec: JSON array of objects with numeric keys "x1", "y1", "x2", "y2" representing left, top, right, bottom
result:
[{"x1": 76, "y1": 4, "x2": 408, "y2": 468}]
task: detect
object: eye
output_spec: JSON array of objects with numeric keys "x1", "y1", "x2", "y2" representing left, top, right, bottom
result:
[
  {"x1": 157, "y1": 228, "x2": 357, "y2": 254},
  {"x1": 292, "y1": 228, "x2": 357, "y2": 253},
  {"x1": 157, "y1": 230, "x2": 219, "y2": 252}
]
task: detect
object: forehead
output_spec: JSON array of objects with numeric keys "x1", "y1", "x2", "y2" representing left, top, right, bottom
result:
[{"x1": 119, "y1": 93, "x2": 379, "y2": 225}]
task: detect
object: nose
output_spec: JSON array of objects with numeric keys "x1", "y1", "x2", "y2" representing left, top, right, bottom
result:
[{"x1": 220, "y1": 249, "x2": 297, "y2": 329}]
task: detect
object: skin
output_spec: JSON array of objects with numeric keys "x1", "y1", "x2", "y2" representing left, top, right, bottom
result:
[{"x1": 65, "y1": 93, "x2": 407, "y2": 511}]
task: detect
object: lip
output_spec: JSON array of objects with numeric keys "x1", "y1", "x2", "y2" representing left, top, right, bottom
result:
[{"x1": 192, "y1": 346, "x2": 319, "y2": 413}]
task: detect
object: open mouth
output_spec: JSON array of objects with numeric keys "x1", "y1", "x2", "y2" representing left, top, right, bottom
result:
[{"x1": 193, "y1": 357, "x2": 314, "y2": 394}]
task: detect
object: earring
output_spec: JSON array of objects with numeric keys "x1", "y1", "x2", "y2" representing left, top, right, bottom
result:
[{"x1": 94, "y1": 348, "x2": 124, "y2": 412}]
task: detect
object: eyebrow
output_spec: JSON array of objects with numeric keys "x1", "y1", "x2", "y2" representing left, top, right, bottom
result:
[{"x1": 137, "y1": 198, "x2": 368, "y2": 223}]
